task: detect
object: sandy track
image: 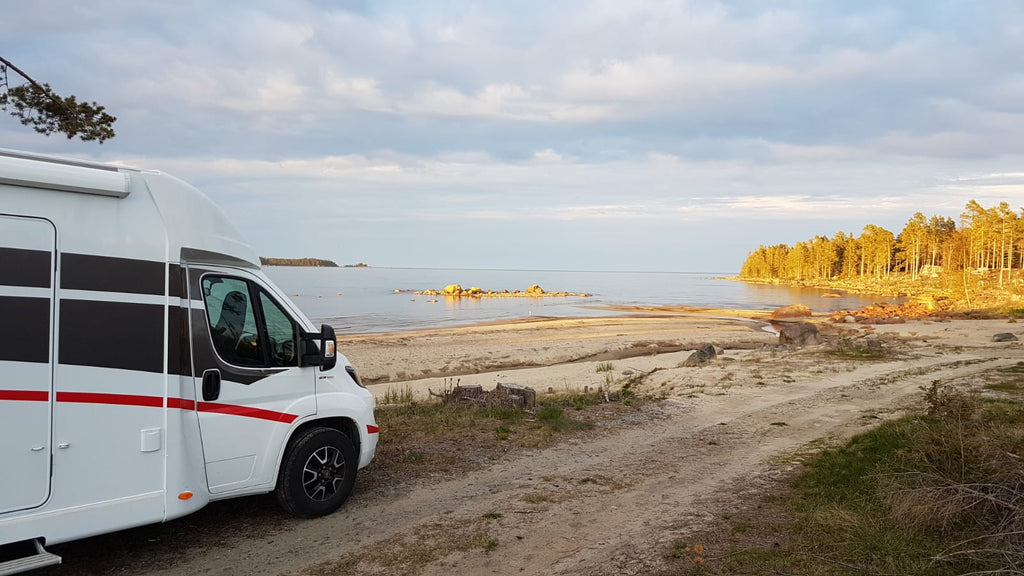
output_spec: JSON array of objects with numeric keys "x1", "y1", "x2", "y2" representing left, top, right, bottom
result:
[{"x1": 38, "y1": 317, "x2": 1024, "y2": 576}]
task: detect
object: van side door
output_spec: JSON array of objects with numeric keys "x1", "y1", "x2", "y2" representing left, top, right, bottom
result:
[
  {"x1": 0, "y1": 215, "x2": 55, "y2": 513},
  {"x1": 186, "y1": 265, "x2": 317, "y2": 494}
]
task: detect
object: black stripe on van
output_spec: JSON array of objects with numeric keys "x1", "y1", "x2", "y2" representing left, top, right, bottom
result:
[
  {"x1": 167, "y1": 305, "x2": 191, "y2": 377},
  {"x1": 0, "y1": 247, "x2": 51, "y2": 288},
  {"x1": 0, "y1": 296, "x2": 50, "y2": 363},
  {"x1": 168, "y1": 264, "x2": 187, "y2": 299},
  {"x1": 61, "y1": 253, "x2": 164, "y2": 296},
  {"x1": 59, "y1": 300, "x2": 164, "y2": 373}
]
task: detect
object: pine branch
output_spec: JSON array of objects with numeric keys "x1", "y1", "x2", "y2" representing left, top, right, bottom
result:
[{"x1": 0, "y1": 56, "x2": 117, "y2": 143}]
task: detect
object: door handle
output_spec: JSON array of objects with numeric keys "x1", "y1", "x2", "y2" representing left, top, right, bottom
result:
[{"x1": 202, "y1": 369, "x2": 221, "y2": 402}]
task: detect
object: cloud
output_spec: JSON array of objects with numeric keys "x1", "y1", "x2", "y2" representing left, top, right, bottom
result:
[
  {"x1": 5, "y1": 1, "x2": 1024, "y2": 270},
  {"x1": 559, "y1": 55, "x2": 795, "y2": 104}
]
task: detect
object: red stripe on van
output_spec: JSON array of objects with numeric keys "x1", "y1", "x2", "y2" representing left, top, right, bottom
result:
[
  {"x1": 7, "y1": 392, "x2": 298, "y2": 425},
  {"x1": 196, "y1": 401, "x2": 298, "y2": 424},
  {"x1": 56, "y1": 392, "x2": 164, "y2": 408},
  {"x1": 367, "y1": 424, "x2": 379, "y2": 434},
  {"x1": 167, "y1": 397, "x2": 196, "y2": 410},
  {"x1": 0, "y1": 389, "x2": 49, "y2": 402}
]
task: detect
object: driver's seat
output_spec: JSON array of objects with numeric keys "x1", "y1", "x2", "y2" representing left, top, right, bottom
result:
[{"x1": 214, "y1": 290, "x2": 248, "y2": 352}]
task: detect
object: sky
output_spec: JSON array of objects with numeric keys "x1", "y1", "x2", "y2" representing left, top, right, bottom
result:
[{"x1": 3, "y1": 1, "x2": 1024, "y2": 272}]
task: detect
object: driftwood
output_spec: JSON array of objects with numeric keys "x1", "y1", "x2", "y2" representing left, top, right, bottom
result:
[{"x1": 429, "y1": 379, "x2": 536, "y2": 409}]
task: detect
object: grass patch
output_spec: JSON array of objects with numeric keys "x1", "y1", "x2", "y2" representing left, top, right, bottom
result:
[
  {"x1": 666, "y1": 382, "x2": 1024, "y2": 575},
  {"x1": 535, "y1": 404, "x2": 594, "y2": 433},
  {"x1": 989, "y1": 362, "x2": 1024, "y2": 396},
  {"x1": 551, "y1": 387, "x2": 606, "y2": 411},
  {"x1": 367, "y1": 391, "x2": 613, "y2": 488},
  {"x1": 820, "y1": 337, "x2": 895, "y2": 360},
  {"x1": 379, "y1": 384, "x2": 415, "y2": 405}
]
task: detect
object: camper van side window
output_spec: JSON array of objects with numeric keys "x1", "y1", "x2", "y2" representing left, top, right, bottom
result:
[
  {"x1": 202, "y1": 276, "x2": 265, "y2": 367},
  {"x1": 259, "y1": 290, "x2": 298, "y2": 367}
]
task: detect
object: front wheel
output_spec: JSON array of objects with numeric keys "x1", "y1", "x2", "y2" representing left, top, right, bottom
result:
[{"x1": 276, "y1": 427, "x2": 357, "y2": 518}]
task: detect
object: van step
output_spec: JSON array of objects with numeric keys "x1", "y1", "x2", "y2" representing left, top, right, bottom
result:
[{"x1": 0, "y1": 539, "x2": 61, "y2": 576}]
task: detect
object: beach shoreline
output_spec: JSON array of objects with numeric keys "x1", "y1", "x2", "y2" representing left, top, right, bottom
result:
[{"x1": 334, "y1": 306, "x2": 1021, "y2": 404}]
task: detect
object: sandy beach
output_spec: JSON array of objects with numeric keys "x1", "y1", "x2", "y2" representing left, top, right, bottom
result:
[
  {"x1": 336, "y1": 308, "x2": 1020, "y2": 406},
  {"x1": 42, "y1": 309, "x2": 1024, "y2": 576},
  {"x1": 337, "y1": 311, "x2": 775, "y2": 393}
]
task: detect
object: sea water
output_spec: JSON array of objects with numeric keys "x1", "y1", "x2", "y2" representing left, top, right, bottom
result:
[{"x1": 264, "y1": 267, "x2": 888, "y2": 335}]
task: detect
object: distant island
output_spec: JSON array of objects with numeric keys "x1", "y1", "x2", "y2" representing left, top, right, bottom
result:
[
  {"x1": 344, "y1": 262, "x2": 370, "y2": 268},
  {"x1": 260, "y1": 257, "x2": 339, "y2": 267}
]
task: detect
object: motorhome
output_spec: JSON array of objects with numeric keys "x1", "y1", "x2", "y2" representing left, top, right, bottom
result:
[{"x1": 0, "y1": 149, "x2": 378, "y2": 574}]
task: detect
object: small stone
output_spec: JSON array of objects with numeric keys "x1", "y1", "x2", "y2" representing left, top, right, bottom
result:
[{"x1": 992, "y1": 332, "x2": 1018, "y2": 342}]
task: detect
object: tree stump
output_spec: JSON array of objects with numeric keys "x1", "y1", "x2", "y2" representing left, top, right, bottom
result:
[{"x1": 497, "y1": 382, "x2": 536, "y2": 409}]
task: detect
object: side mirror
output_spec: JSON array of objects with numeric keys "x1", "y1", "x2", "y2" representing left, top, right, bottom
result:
[
  {"x1": 320, "y1": 324, "x2": 337, "y2": 372},
  {"x1": 301, "y1": 324, "x2": 337, "y2": 371}
]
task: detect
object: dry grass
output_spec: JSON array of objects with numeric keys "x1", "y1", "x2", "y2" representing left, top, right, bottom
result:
[
  {"x1": 660, "y1": 377, "x2": 1024, "y2": 576},
  {"x1": 360, "y1": 389, "x2": 651, "y2": 494}
]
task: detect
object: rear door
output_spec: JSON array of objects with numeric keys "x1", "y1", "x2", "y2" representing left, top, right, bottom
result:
[
  {"x1": 0, "y1": 214, "x2": 55, "y2": 513},
  {"x1": 186, "y1": 265, "x2": 317, "y2": 493}
]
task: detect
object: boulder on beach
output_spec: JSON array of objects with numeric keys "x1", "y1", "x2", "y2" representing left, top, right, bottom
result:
[
  {"x1": 442, "y1": 284, "x2": 463, "y2": 295},
  {"x1": 771, "y1": 304, "x2": 812, "y2": 319},
  {"x1": 778, "y1": 322, "x2": 821, "y2": 347},
  {"x1": 526, "y1": 284, "x2": 545, "y2": 295},
  {"x1": 681, "y1": 343, "x2": 718, "y2": 366},
  {"x1": 992, "y1": 332, "x2": 1018, "y2": 342}
]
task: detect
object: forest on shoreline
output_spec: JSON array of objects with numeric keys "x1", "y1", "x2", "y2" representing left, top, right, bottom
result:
[{"x1": 739, "y1": 200, "x2": 1024, "y2": 311}]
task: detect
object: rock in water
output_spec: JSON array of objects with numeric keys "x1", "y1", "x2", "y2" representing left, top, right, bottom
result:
[
  {"x1": 681, "y1": 343, "x2": 718, "y2": 366},
  {"x1": 771, "y1": 304, "x2": 812, "y2": 319},
  {"x1": 779, "y1": 322, "x2": 821, "y2": 347}
]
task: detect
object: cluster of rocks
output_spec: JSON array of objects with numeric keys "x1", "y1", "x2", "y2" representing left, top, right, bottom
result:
[
  {"x1": 828, "y1": 297, "x2": 954, "y2": 324},
  {"x1": 412, "y1": 284, "x2": 590, "y2": 298}
]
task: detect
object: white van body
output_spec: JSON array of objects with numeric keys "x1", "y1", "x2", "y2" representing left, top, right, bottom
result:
[{"x1": 0, "y1": 149, "x2": 378, "y2": 574}]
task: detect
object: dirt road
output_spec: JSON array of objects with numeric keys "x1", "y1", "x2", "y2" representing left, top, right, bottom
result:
[{"x1": 37, "y1": 318, "x2": 1023, "y2": 576}]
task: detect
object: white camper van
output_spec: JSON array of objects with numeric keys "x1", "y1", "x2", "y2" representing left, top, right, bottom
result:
[{"x1": 0, "y1": 149, "x2": 378, "y2": 574}]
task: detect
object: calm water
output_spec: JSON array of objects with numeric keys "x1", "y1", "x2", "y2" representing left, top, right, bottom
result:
[{"x1": 264, "y1": 267, "x2": 889, "y2": 335}]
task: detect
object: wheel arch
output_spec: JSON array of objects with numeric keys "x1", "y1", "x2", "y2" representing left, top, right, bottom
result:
[{"x1": 283, "y1": 416, "x2": 361, "y2": 462}]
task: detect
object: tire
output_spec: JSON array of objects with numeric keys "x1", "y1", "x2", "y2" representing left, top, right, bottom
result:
[{"x1": 275, "y1": 427, "x2": 357, "y2": 518}]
